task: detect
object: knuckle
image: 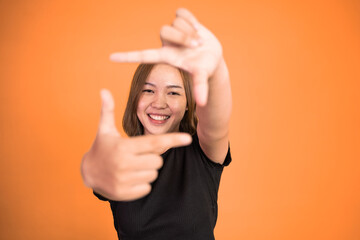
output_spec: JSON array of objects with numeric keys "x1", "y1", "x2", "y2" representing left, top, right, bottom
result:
[
  {"x1": 112, "y1": 186, "x2": 125, "y2": 199},
  {"x1": 149, "y1": 170, "x2": 158, "y2": 182},
  {"x1": 172, "y1": 17, "x2": 182, "y2": 28},
  {"x1": 132, "y1": 184, "x2": 151, "y2": 199},
  {"x1": 160, "y1": 25, "x2": 169, "y2": 36},
  {"x1": 153, "y1": 155, "x2": 163, "y2": 169},
  {"x1": 103, "y1": 182, "x2": 118, "y2": 197},
  {"x1": 116, "y1": 174, "x2": 128, "y2": 185},
  {"x1": 142, "y1": 183, "x2": 152, "y2": 195}
]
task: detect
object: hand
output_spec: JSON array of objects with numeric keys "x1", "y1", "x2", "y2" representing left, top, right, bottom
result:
[
  {"x1": 109, "y1": 8, "x2": 223, "y2": 106},
  {"x1": 81, "y1": 89, "x2": 192, "y2": 201}
]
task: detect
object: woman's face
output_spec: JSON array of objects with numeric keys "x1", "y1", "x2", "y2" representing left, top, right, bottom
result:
[{"x1": 137, "y1": 64, "x2": 187, "y2": 135}]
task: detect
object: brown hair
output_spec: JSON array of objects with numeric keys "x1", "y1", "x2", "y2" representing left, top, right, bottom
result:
[{"x1": 122, "y1": 64, "x2": 197, "y2": 136}]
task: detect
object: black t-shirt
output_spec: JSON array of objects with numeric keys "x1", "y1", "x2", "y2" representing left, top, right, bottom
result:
[{"x1": 94, "y1": 133, "x2": 231, "y2": 240}]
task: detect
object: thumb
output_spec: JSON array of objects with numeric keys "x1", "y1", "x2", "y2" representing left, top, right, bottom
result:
[{"x1": 98, "y1": 89, "x2": 119, "y2": 135}]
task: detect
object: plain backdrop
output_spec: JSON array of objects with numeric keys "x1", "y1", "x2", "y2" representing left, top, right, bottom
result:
[{"x1": 0, "y1": 0, "x2": 359, "y2": 239}]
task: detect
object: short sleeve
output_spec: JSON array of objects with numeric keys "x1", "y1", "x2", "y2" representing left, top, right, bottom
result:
[{"x1": 192, "y1": 133, "x2": 232, "y2": 168}]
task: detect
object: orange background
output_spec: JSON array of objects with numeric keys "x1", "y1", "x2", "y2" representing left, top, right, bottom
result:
[{"x1": 1, "y1": 0, "x2": 359, "y2": 239}]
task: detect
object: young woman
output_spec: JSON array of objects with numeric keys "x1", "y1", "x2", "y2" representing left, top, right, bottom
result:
[{"x1": 81, "y1": 8, "x2": 232, "y2": 240}]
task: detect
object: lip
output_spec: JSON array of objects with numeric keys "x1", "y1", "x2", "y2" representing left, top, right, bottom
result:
[{"x1": 147, "y1": 113, "x2": 170, "y2": 124}]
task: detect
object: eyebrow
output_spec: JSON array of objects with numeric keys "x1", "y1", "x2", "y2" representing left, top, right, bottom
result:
[{"x1": 144, "y1": 82, "x2": 184, "y2": 89}]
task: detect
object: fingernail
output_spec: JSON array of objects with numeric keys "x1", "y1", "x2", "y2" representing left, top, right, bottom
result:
[
  {"x1": 100, "y1": 89, "x2": 107, "y2": 98},
  {"x1": 100, "y1": 89, "x2": 111, "y2": 102},
  {"x1": 109, "y1": 53, "x2": 116, "y2": 61},
  {"x1": 109, "y1": 53, "x2": 123, "y2": 62},
  {"x1": 181, "y1": 134, "x2": 192, "y2": 143}
]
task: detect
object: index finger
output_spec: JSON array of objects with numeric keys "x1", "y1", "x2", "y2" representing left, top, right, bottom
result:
[
  {"x1": 110, "y1": 49, "x2": 162, "y2": 63},
  {"x1": 128, "y1": 133, "x2": 192, "y2": 154}
]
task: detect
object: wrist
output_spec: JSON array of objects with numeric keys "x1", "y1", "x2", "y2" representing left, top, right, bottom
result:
[{"x1": 210, "y1": 57, "x2": 229, "y2": 83}]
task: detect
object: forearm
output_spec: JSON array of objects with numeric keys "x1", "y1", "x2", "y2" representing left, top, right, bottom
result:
[{"x1": 196, "y1": 57, "x2": 232, "y2": 140}]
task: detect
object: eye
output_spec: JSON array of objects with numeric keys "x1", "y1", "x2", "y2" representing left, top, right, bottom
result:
[
  {"x1": 168, "y1": 91, "x2": 180, "y2": 96},
  {"x1": 142, "y1": 89, "x2": 154, "y2": 94}
]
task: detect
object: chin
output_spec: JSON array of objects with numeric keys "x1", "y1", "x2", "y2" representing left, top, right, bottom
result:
[{"x1": 144, "y1": 126, "x2": 179, "y2": 135}]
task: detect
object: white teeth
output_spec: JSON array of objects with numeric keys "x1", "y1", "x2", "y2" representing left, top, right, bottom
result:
[{"x1": 149, "y1": 114, "x2": 169, "y2": 121}]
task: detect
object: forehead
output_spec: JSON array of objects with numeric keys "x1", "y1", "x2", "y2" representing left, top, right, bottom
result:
[{"x1": 146, "y1": 64, "x2": 184, "y2": 87}]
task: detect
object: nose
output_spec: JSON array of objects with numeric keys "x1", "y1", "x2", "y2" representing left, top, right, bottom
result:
[{"x1": 151, "y1": 92, "x2": 167, "y2": 109}]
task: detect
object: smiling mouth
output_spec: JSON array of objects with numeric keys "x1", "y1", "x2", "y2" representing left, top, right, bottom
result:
[{"x1": 148, "y1": 114, "x2": 170, "y2": 121}]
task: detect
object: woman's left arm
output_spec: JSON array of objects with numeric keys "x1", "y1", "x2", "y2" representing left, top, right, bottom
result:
[
  {"x1": 110, "y1": 8, "x2": 232, "y2": 163},
  {"x1": 196, "y1": 58, "x2": 232, "y2": 164}
]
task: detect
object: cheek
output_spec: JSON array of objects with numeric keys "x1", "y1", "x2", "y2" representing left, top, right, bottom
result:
[
  {"x1": 137, "y1": 96, "x2": 147, "y2": 112},
  {"x1": 136, "y1": 98, "x2": 147, "y2": 122},
  {"x1": 170, "y1": 98, "x2": 187, "y2": 115}
]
